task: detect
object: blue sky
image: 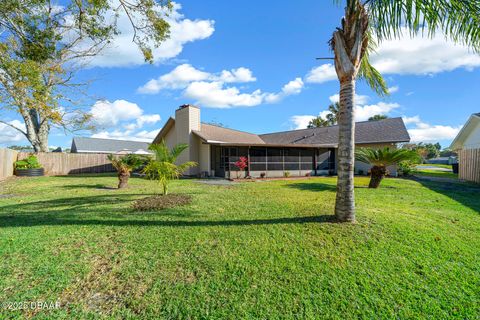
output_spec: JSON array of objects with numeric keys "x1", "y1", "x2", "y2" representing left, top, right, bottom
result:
[{"x1": 1, "y1": 0, "x2": 479, "y2": 149}]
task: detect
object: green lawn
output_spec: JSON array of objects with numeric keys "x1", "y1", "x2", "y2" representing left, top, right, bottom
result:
[
  {"x1": 0, "y1": 175, "x2": 479, "y2": 319},
  {"x1": 414, "y1": 169, "x2": 459, "y2": 179}
]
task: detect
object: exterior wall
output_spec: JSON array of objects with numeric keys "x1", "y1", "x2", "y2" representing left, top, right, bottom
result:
[
  {"x1": 163, "y1": 126, "x2": 177, "y2": 150},
  {"x1": 175, "y1": 105, "x2": 201, "y2": 175},
  {"x1": 463, "y1": 123, "x2": 480, "y2": 149},
  {"x1": 199, "y1": 142, "x2": 211, "y2": 176}
]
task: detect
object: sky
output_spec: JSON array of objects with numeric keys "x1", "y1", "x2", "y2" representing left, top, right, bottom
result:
[{"x1": 1, "y1": 0, "x2": 480, "y2": 149}]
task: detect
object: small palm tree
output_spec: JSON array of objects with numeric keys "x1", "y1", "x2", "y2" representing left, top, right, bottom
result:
[
  {"x1": 143, "y1": 140, "x2": 197, "y2": 195},
  {"x1": 355, "y1": 147, "x2": 419, "y2": 188},
  {"x1": 108, "y1": 154, "x2": 145, "y2": 189}
]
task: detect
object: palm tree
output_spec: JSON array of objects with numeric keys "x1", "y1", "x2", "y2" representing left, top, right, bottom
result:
[
  {"x1": 307, "y1": 102, "x2": 340, "y2": 128},
  {"x1": 368, "y1": 114, "x2": 388, "y2": 121},
  {"x1": 108, "y1": 154, "x2": 145, "y2": 189},
  {"x1": 143, "y1": 140, "x2": 197, "y2": 195},
  {"x1": 329, "y1": 0, "x2": 480, "y2": 222},
  {"x1": 355, "y1": 147, "x2": 420, "y2": 188}
]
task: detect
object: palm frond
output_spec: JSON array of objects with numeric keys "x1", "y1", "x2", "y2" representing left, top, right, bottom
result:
[
  {"x1": 366, "y1": 0, "x2": 480, "y2": 53},
  {"x1": 355, "y1": 147, "x2": 420, "y2": 167}
]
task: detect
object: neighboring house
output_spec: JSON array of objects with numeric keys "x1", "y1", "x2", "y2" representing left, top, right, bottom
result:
[
  {"x1": 71, "y1": 137, "x2": 152, "y2": 154},
  {"x1": 450, "y1": 113, "x2": 480, "y2": 150},
  {"x1": 153, "y1": 105, "x2": 410, "y2": 178},
  {"x1": 450, "y1": 113, "x2": 480, "y2": 183}
]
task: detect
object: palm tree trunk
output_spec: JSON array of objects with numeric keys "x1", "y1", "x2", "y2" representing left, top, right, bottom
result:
[
  {"x1": 335, "y1": 79, "x2": 356, "y2": 222},
  {"x1": 368, "y1": 166, "x2": 386, "y2": 188},
  {"x1": 118, "y1": 171, "x2": 130, "y2": 189}
]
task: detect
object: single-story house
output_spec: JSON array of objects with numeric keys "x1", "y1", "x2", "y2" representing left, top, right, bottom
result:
[
  {"x1": 152, "y1": 104, "x2": 411, "y2": 178},
  {"x1": 450, "y1": 113, "x2": 480, "y2": 183},
  {"x1": 71, "y1": 137, "x2": 152, "y2": 155}
]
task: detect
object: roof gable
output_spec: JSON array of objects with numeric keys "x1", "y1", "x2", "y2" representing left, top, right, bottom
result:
[{"x1": 450, "y1": 113, "x2": 480, "y2": 150}]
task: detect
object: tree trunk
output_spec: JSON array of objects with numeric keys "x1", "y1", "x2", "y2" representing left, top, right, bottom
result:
[
  {"x1": 334, "y1": 79, "x2": 356, "y2": 222},
  {"x1": 118, "y1": 171, "x2": 130, "y2": 189},
  {"x1": 21, "y1": 108, "x2": 50, "y2": 152},
  {"x1": 331, "y1": 2, "x2": 369, "y2": 222},
  {"x1": 368, "y1": 166, "x2": 386, "y2": 188}
]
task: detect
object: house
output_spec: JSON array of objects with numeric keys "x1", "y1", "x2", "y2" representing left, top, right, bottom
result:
[
  {"x1": 70, "y1": 137, "x2": 152, "y2": 154},
  {"x1": 450, "y1": 113, "x2": 480, "y2": 183},
  {"x1": 153, "y1": 104, "x2": 410, "y2": 178}
]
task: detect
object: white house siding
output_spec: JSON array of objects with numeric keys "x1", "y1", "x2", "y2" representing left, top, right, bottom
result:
[{"x1": 463, "y1": 123, "x2": 480, "y2": 149}]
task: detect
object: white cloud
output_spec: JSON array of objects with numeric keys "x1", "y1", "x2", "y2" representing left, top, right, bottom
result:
[
  {"x1": 184, "y1": 81, "x2": 265, "y2": 108},
  {"x1": 0, "y1": 120, "x2": 26, "y2": 144},
  {"x1": 305, "y1": 64, "x2": 337, "y2": 83},
  {"x1": 371, "y1": 28, "x2": 480, "y2": 75},
  {"x1": 388, "y1": 86, "x2": 399, "y2": 93},
  {"x1": 90, "y1": 100, "x2": 143, "y2": 127},
  {"x1": 139, "y1": 64, "x2": 303, "y2": 108},
  {"x1": 137, "y1": 64, "x2": 256, "y2": 94},
  {"x1": 290, "y1": 92, "x2": 400, "y2": 129},
  {"x1": 89, "y1": 99, "x2": 161, "y2": 140},
  {"x1": 290, "y1": 115, "x2": 316, "y2": 130},
  {"x1": 401, "y1": 116, "x2": 462, "y2": 143},
  {"x1": 87, "y1": 3, "x2": 215, "y2": 67},
  {"x1": 306, "y1": 29, "x2": 480, "y2": 85},
  {"x1": 355, "y1": 102, "x2": 400, "y2": 121},
  {"x1": 91, "y1": 128, "x2": 160, "y2": 142}
]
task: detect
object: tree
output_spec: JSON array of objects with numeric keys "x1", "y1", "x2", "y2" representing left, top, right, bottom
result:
[
  {"x1": 108, "y1": 154, "x2": 145, "y2": 189},
  {"x1": 0, "y1": 0, "x2": 172, "y2": 151},
  {"x1": 307, "y1": 116, "x2": 329, "y2": 128},
  {"x1": 307, "y1": 102, "x2": 339, "y2": 128},
  {"x1": 402, "y1": 142, "x2": 440, "y2": 160},
  {"x1": 328, "y1": 0, "x2": 479, "y2": 222},
  {"x1": 368, "y1": 114, "x2": 388, "y2": 121},
  {"x1": 143, "y1": 140, "x2": 197, "y2": 195},
  {"x1": 355, "y1": 147, "x2": 420, "y2": 188}
]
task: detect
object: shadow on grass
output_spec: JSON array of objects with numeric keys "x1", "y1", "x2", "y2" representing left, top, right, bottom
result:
[
  {"x1": 284, "y1": 182, "x2": 337, "y2": 192},
  {"x1": 61, "y1": 184, "x2": 118, "y2": 190},
  {"x1": 0, "y1": 193, "x2": 336, "y2": 228},
  {"x1": 409, "y1": 177, "x2": 480, "y2": 213}
]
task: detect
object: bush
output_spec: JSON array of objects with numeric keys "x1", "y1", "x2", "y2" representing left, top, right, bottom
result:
[
  {"x1": 398, "y1": 160, "x2": 417, "y2": 176},
  {"x1": 14, "y1": 155, "x2": 42, "y2": 169},
  {"x1": 284, "y1": 171, "x2": 291, "y2": 178},
  {"x1": 132, "y1": 194, "x2": 192, "y2": 211}
]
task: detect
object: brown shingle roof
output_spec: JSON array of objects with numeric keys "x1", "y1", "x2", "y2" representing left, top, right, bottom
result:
[
  {"x1": 193, "y1": 123, "x2": 265, "y2": 145},
  {"x1": 260, "y1": 117, "x2": 410, "y2": 146},
  {"x1": 155, "y1": 117, "x2": 410, "y2": 147}
]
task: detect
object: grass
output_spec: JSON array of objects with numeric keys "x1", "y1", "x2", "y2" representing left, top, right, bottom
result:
[
  {"x1": 414, "y1": 169, "x2": 459, "y2": 179},
  {"x1": 0, "y1": 174, "x2": 479, "y2": 319},
  {"x1": 417, "y1": 163, "x2": 453, "y2": 169}
]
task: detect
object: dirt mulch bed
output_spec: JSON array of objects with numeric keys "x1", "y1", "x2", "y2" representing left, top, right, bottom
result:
[{"x1": 132, "y1": 194, "x2": 192, "y2": 211}]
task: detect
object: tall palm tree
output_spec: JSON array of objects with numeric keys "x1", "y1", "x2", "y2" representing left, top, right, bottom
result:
[
  {"x1": 355, "y1": 147, "x2": 419, "y2": 188},
  {"x1": 143, "y1": 140, "x2": 197, "y2": 195},
  {"x1": 330, "y1": 0, "x2": 480, "y2": 222}
]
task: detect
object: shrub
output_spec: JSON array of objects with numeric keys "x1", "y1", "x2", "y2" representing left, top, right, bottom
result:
[
  {"x1": 234, "y1": 156, "x2": 248, "y2": 178},
  {"x1": 398, "y1": 160, "x2": 418, "y2": 176},
  {"x1": 132, "y1": 194, "x2": 192, "y2": 211},
  {"x1": 284, "y1": 171, "x2": 291, "y2": 178},
  {"x1": 260, "y1": 172, "x2": 266, "y2": 178},
  {"x1": 14, "y1": 155, "x2": 41, "y2": 169}
]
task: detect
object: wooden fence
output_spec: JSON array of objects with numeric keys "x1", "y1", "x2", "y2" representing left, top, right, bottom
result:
[
  {"x1": 17, "y1": 152, "x2": 114, "y2": 175},
  {"x1": 0, "y1": 148, "x2": 18, "y2": 180},
  {"x1": 458, "y1": 148, "x2": 480, "y2": 184}
]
